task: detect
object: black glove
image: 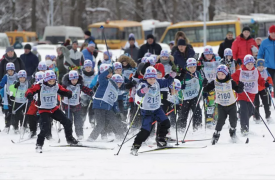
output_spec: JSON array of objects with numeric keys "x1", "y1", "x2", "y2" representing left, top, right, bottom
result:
[
  {"x1": 26, "y1": 93, "x2": 33, "y2": 101},
  {"x1": 265, "y1": 81, "x2": 270, "y2": 88},
  {"x1": 237, "y1": 59, "x2": 242, "y2": 65},
  {"x1": 131, "y1": 79, "x2": 137, "y2": 86},
  {"x1": 203, "y1": 92, "x2": 208, "y2": 99},
  {"x1": 202, "y1": 78, "x2": 208, "y2": 87},
  {"x1": 10, "y1": 96, "x2": 15, "y2": 101},
  {"x1": 67, "y1": 91, "x2": 72, "y2": 99},
  {"x1": 181, "y1": 83, "x2": 186, "y2": 90},
  {"x1": 238, "y1": 81, "x2": 244, "y2": 93},
  {"x1": 14, "y1": 81, "x2": 20, "y2": 88}
]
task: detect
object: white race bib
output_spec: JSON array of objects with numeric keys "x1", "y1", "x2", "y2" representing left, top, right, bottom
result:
[
  {"x1": 40, "y1": 84, "x2": 58, "y2": 109},
  {"x1": 63, "y1": 85, "x2": 81, "y2": 106},
  {"x1": 15, "y1": 82, "x2": 28, "y2": 103},
  {"x1": 123, "y1": 69, "x2": 135, "y2": 80},
  {"x1": 215, "y1": 80, "x2": 236, "y2": 106},
  {"x1": 183, "y1": 78, "x2": 200, "y2": 100},
  {"x1": 7, "y1": 74, "x2": 17, "y2": 93},
  {"x1": 203, "y1": 61, "x2": 220, "y2": 81},
  {"x1": 101, "y1": 81, "x2": 118, "y2": 106},
  {"x1": 240, "y1": 69, "x2": 258, "y2": 94},
  {"x1": 167, "y1": 93, "x2": 179, "y2": 104}
]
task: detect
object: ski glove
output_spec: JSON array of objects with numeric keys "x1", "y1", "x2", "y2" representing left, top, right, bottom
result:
[
  {"x1": 169, "y1": 71, "x2": 177, "y2": 78},
  {"x1": 181, "y1": 83, "x2": 186, "y2": 90},
  {"x1": 265, "y1": 81, "x2": 270, "y2": 88},
  {"x1": 238, "y1": 81, "x2": 244, "y2": 93},
  {"x1": 140, "y1": 87, "x2": 149, "y2": 94},
  {"x1": 26, "y1": 93, "x2": 33, "y2": 101},
  {"x1": 67, "y1": 91, "x2": 73, "y2": 99},
  {"x1": 237, "y1": 59, "x2": 242, "y2": 65},
  {"x1": 14, "y1": 81, "x2": 20, "y2": 89},
  {"x1": 202, "y1": 78, "x2": 208, "y2": 87}
]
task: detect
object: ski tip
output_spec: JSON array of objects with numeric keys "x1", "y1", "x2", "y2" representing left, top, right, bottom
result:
[
  {"x1": 245, "y1": 138, "x2": 249, "y2": 144},
  {"x1": 181, "y1": 140, "x2": 185, "y2": 144},
  {"x1": 11, "y1": 140, "x2": 15, "y2": 143}
]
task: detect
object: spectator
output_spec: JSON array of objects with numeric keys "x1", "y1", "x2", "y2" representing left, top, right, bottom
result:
[
  {"x1": 123, "y1": 33, "x2": 139, "y2": 49},
  {"x1": 218, "y1": 31, "x2": 234, "y2": 58},
  {"x1": 124, "y1": 34, "x2": 139, "y2": 62},
  {"x1": 169, "y1": 41, "x2": 174, "y2": 51},
  {"x1": 0, "y1": 46, "x2": 25, "y2": 80},
  {"x1": 32, "y1": 46, "x2": 41, "y2": 62},
  {"x1": 231, "y1": 27, "x2": 258, "y2": 63},
  {"x1": 173, "y1": 39, "x2": 195, "y2": 70},
  {"x1": 137, "y1": 34, "x2": 162, "y2": 59},
  {"x1": 258, "y1": 25, "x2": 275, "y2": 88},
  {"x1": 84, "y1": 30, "x2": 98, "y2": 58},
  {"x1": 171, "y1": 31, "x2": 192, "y2": 55},
  {"x1": 64, "y1": 41, "x2": 83, "y2": 73},
  {"x1": 80, "y1": 43, "x2": 88, "y2": 52},
  {"x1": 255, "y1": 37, "x2": 262, "y2": 48},
  {"x1": 81, "y1": 42, "x2": 96, "y2": 68},
  {"x1": 56, "y1": 46, "x2": 68, "y2": 84},
  {"x1": 20, "y1": 44, "x2": 39, "y2": 81}
]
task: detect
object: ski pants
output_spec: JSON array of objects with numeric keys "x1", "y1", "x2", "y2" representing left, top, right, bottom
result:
[
  {"x1": 64, "y1": 104, "x2": 84, "y2": 137},
  {"x1": 37, "y1": 109, "x2": 73, "y2": 146},
  {"x1": 134, "y1": 107, "x2": 170, "y2": 146},
  {"x1": 178, "y1": 97, "x2": 202, "y2": 130},
  {"x1": 215, "y1": 103, "x2": 237, "y2": 131},
  {"x1": 27, "y1": 114, "x2": 39, "y2": 134},
  {"x1": 12, "y1": 102, "x2": 27, "y2": 130},
  {"x1": 254, "y1": 89, "x2": 271, "y2": 119},
  {"x1": 89, "y1": 109, "x2": 124, "y2": 140},
  {"x1": 239, "y1": 100, "x2": 254, "y2": 131}
]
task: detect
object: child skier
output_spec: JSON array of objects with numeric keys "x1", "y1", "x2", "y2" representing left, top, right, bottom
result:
[
  {"x1": 178, "y1": 58, "x2": 203, "y2": 132},
  {"x1": 118, "y1": 53, "x2": 137, "y2": 80},
  {"x1": 87, "y1": 64, "x2": 125, "y2": 141},
  {"x1": 220, "y1": 48, "x2": 236, "y2": 74},
  {"x1": 0, "y1": 63, "x2": 18, "y2": 132},
  {"x1": 62, "y1": 70, "x2": 94, "y2": 140},
  {"x1": 25, "y1": 70, "x2": 78, "y2": 153},
  {"x1": 131, "y1": 66, "x2": 176, "y2": 156},
  {"x1": 197, "y1": 46, "x2": 220, "y2": 128},
  {"x1": 232, "y1": 55, "x2": 268, "y2": 135},
  {"x1": 203, "y1": 65, "x2": 244, "y2": 144},
  {"x1": 254, "y1": 59, "x2": 273, "y2": 123},
  {"x1": 157, "y1": 50, "x2": 177, "y2": 75}
]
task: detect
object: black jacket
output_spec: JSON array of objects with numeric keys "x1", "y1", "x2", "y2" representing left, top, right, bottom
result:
[
  {"x1": 20, "y1": 52, "x2": 39, "y2": 77},
  {"x1": 0, "y1": 53, "x2": 25, "y2": 80},
  {"x1": 137, "y1": 41, "x2": 162, "y2": 59},
  {"x1": 218, "y1": 38, "x2": 235, "y2": 58},
  {"x1": 173, "y1": 45, "x2": 195, "y2": 69}
]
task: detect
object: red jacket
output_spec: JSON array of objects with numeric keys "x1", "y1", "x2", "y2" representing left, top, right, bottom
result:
[
  {"x1": 25, "y1": 82, "x2": 71, "y2": 114},
  {"x1": 231, "y1": 34, "x2": 258, "y2": 62},
  {"x1": 232, "y1": 65, "x2": 265, "y2": 102}
]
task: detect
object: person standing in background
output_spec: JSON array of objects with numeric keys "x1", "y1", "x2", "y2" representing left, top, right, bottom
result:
[
  {"x1": 218, "y1": 31, "x2": 234, "y2": 58},
  {"x1": 124, "y1": 34, "x2": 139, "y2": 63}
]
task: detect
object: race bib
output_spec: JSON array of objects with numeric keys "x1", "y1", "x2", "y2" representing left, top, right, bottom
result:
[
  {"x1": 15, "y1": 83, "x2": 28, "y2": 103},
  {"x1": 123, "y1": 69, "x2": 135, "y2": 80},
  {"x1": 240, "y1": 69, "x2": 258, "y2": 94},
  {"x1": 40, "y1": 84, "x2": 58, "y2": 109},
  {"x1": 167, "y1": 93, "x2": 179, "y2": 104},
  {"x1": 102, "y1": 81, "x2": 118, "y2": 106},
  {"x1": 215, "y1": 80, "x2": 236, "y2": 106},
  {"x1": 203, "y1": 61, "x2": 220, "y2": 81},
  {"x1": 183, "y1": 78, "x2": 200, "y2": 100},
  {"x1": 63, "y1": 85, "x2": 81, "y2": 106}
]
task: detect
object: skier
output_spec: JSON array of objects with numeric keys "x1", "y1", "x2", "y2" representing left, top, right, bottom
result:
[
  {"x1": 220, "y1": 48, "x2": 237, "y2": 74},
  {"x1": 62, "y1": 70, "x2": 94, "y2": 140},
  {"x1": 130, "y1": 66, "x2": 176, "y2": 156},
  {"x1": 254, "y1": 59, "x2": 273, "y2": 123},
  {"x1": 25, "y1": 70, "x2": 79, "y2": 153},
  {"x1": 232, "y1": 55, "x2": 268, "y2": 135},
  {"x1": 178, "y1": 58, "x2": 203, "y2": 132},
  {"x1": 157, "y1": 50, "x2": 177, "y2": 75},
  {"x1": 118, "y1": 53, "x2": 137, "y2": 80},
  {"x1": 203, "y1": 65, "x2": 243, "y2": 144}
]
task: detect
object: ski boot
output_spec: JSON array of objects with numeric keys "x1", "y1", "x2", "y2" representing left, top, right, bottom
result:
[
  {"x1": 66, "y1": 136, "x2": 79, "y2": 145},
  {"x1": 211, "y1": 131, "x2": 220, "y2": 145},
  {"x1": 156, "y1": 137, "x2": 168, "y2": 147},
  {"x1": 241, "y1": 128, "x2": 249, "y2": 136},
  {"x1": 130, "y1": 144, "x2": 140, "y2": 156},
  {"x1": 36, "y1": 145, "x2": 42, "y2": 153},
  {"x1": 229, "y1": 128, "x2": 237, "y2": 143},
  {"x1": 29, "y1": 131, "x2": 37, "y2": 138}
]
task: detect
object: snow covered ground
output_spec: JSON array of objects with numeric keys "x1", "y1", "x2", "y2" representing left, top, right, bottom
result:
[{"x1": 1, "y1": 103, "x2": 275, "y2": 179}]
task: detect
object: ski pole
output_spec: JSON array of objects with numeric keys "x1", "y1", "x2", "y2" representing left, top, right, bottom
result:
[
  {"x1": 8, "y1": 89, "x2": 18, "y2": 134},
  {"x1": 243, "y1": 90, "x2": 275, "y2": 142},
  {"x1": 182, "y1": 87, "x2": 204, "y2": 143},
  {"x1": 186, "y1": 71, "x2": 203, "y2": 81},
  {"x1": 115, "y1": 97, "x2": 144, "y2": 156},
  {"x1": 12, "y1": 101, "x2": 27, "y2": 114},
  {"x1": 19, "y1": 100, "x2": 29, "y2": 140},
  {"x1": 100, "y1": 26, "x2": 112, "y2": 65},
  {"x1": 267, "y1": 88, "x2": 275, "y2": 110}
]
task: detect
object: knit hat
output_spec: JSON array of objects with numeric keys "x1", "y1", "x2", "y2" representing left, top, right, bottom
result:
[
  {"x1": 104, "y1": 51, "x2": 112, "y2": 57},
  {"x1": 113, "y1": 62, "x2": 122, "y2": 70},
  {"x1": 160, "y1": 50, "x2": 169, "y2": 58},
  {"x1": 256, "y1": 59, "x2": 265, "y2": 67},
  {"x1": 144, "y1": 66, "x2": 157, "y2": 79},
  {"x1": 269, "y1": 25, "x2": 275, "y2": 33},
  {"x1": 6, "y1": 62, "x2": 15, "y2": 71},
  {"x1": 72, "y1": 40, "x2": 78, "y2": 44},
  {"x1": 242, "y1": 27, "x2": 251, "y2": 32},
  {"x1": 147, "y1": 57, "x2": 156, "y2": 66},
  {"x1": 6, "y1": 46, "x2": 14, "y2": 53},
  {"x1": 45, "y1": 55, "x2": 51, "y2": 59},
  {"x1": 84, "y1": 30, "x2": 91, "y2": 36},
  {"x1": 169, "y1": 41, "x2": 175, "y2": 45},
  {"x1": 69, "y1": 70, "x2": 79, "y2": 80},
  {"x1": 224, "y1": 48, "x2": 233, "y2": 57},
  {"x1": 99, "y1": 64, "x2": 112, "y2": 74},
  {"x1": 84, "y1": 60, "x2": 93, "y2": 68},
  {"x1": 147, "y1": 34, "x2": 154, "y2": 40},
  {"x1": 24, "y1": 44, "x2": 32, "y2": 50},
  {"x1": 35, "y1": 72, "x2": 45, "y2": 82},
  {"x1": 203, "y1": 45, "x2": 214, "y2": 55},
  {"x1": 18, "y1": 70, "x2": 27, "y2": 78},
  {"x1": 186, "y1": 58, "x2": 197, "y2": 68},
  {"x1": 144, "y1": 52, "x2": 151, "y2": 57},
  {"x1": 217, "y1": 64, "x2": 229, "y2": 76},
  {"x1": 38, "y1": 61, "x2": 47, "y2": 71},
  {"x1": 111, "y1": 74, "x2": 124, "y2": 83},
  {"x1": 141, "y1": 57, "x2": 148, "y2": 63},
  {"x1": 128, "y1": 33, "x2": 135, "y2": 41},
  {"x1": 243, "y1": 55, "x2": 255, "y2": 65},
  {"x1": 44, "y1": 70, "x2": 56, "y2": 82},
  {"x1": 177, "y1": 39, "x2": 186, "y2": 46},
  {"x1": 50, "y1": 55, "x2": 56, "y2": 60},
  {"x1": 154, "y1": 63, "x2": 165, "y2": 78},
  {"x1": 88, "y1": 42, "x2": 95, "y2": 47},
  {"x1": 169, "y1": 79, "x2": 181, "y2": 91}
]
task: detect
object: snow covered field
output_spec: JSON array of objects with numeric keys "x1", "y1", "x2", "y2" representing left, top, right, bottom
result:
[{"x1": 1, "y1": 104, "x2": 275, "y2": 179}]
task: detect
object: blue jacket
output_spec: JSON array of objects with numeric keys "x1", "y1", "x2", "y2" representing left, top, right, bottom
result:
[
  {"x1": 258, "y1": 37, "x2": 275, "y2": 69},
  {"x1": 173, "y1": 45, "x2": 195, "y2": 69},
  {"x1": 0, "y1": 75, "x2": 8, "y2": 89},
  {"x1": 92, "y1": 70, "x2": 119, "y2": 112},
  {"x1": 20, "y1": 52, "x2": 39, "y2": 77},
  {"x1": 82, "y1": 49, "x2": 95, "y2": 68}
]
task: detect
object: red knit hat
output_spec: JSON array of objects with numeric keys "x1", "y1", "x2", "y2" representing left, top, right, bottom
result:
[
  {"x1": 269, "y1": 25, "x2": 275, "y2": 33},
  {"x1": 154, "y1": 63, "x2": 165, "y2": 78}
]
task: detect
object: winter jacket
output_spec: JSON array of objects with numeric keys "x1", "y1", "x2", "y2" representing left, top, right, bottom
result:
[
  {"x1": 25, "y1": 81, "x2": 72, "y2": 114},
  {"x1": 171, "y1": 44, "x2": 194, "y2": 57},
  {"x1": 231, "y1": 66, "x2": 265, "y2": 102},
  {"x1": 56, "y1": 54, "x2": 68, "y2": 84},
  {"x1": 0, "y1": 53, "x2": 25, "y2": 80},
  {"x1": 157, "y1": 55, "x2": 177, "y2": 75},
  {"x1": 218, "y1": 38, "x2": 235, "y2": 58},
  {"x1": 118, "y1": 55, "x2": 137, "y2": 80},
  {"x1": 20, "y1": 52, "x2": 39, "y2": 78},
  {"x1": 231, "y1": 34, "x2": 258, "y2": 62},
  {"x1": 173, "y1": 45, "x2": 195, "y2": 69},
  {"x1": 257, "y1": 36, "x2": 275, "y2": 70},
  {"x1": 124, "y1": 45, "x2": 139, "y2": 63},
  {"x1": 92, "y1": 70, "x2": 119, "y2": 112},
  {"x1": 258, "y1": 68, "x2": 273, "y2": 91},
  {"x1": 68, "y1": 49, "x2": 83, "y2": 66},
  {"x1": 137, "y1": 41, "x2": 162, "y2": 59},
  {"x1": 81, "y1": 48, "x2": 96, "y2": 68}
]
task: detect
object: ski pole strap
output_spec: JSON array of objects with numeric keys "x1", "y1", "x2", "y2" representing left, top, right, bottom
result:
[{"x1": 12, "y1": 101, "x2": 27, "y2": 114}]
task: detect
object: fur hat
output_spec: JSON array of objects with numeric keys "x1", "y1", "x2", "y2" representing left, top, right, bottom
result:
[{"x1": 118, "y1": 55, "x2": 137, "y2": 68}]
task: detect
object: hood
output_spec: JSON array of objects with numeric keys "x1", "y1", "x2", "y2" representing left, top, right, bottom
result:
[
  {"x1": 157, "y1": 55, "x2": 174, "y2": 63},
  {"x1": 62, "y1": 73, "x2": 84, "y2": 87},
  {"x1": 118, "y1": 55, "x2": 137, "y2": 68}
]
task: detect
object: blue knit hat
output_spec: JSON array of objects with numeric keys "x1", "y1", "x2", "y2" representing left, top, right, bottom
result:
[{"x1": 256, "y1": 59, "x2": 265, "y2": 67}]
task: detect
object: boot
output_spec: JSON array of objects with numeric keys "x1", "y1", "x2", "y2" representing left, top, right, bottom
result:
[
  {"x1": 241, "y1": 128, "x2": 249, "y2": 136},
  {"x1": 29, "y1": 131, "x2": 37, "y2": 138},
  {"x1": 130, "y1": 144, "x2": 140, "y2": 156},
  {"x1": 36, "y1": 145, "x2": 42, "y2": 153},
  {"x1": 156, "y1": 137, "x2": 168, "y2": 147},
  {"x1": 66, "y1": 136, "x2": 79, "y2": 145},
  {"x1": 211, "y1": 131, "x2": 220, "y2": 145},
  {"x1": 229, "y1": 128, "x2": 236, "y2": 142}
]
